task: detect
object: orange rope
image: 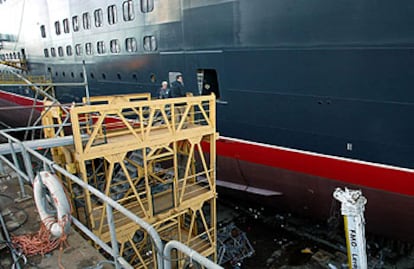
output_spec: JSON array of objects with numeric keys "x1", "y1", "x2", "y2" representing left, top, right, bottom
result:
[{"x1": 11, "y1": 220, "x2": 70, "y2": 269}]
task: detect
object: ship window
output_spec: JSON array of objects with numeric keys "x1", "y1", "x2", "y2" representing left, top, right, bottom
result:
[
  {"x1": 85, "y1": 42, "x2": 92, "y2": 55},
  {"x1": 44, "y1": 48, "x2": 49, "y2": 58},
  {"x1": 97, "y1": 41, "x2": 105, "y2": 54},
  {"x1": 71, "y1": 72, "x2": 74, "y2": 78},
  {"x1": 117, "y1": 73, "x2": 122, "y2": 80},
  {"x1": 140, "y1": 0, "x2": 154, "y2": 13},
  {"x1": 110, "y1": 39, "x2": 121, "y2": 53},
  {"x1": 75, "y1": 44, "x2": 82, "y2": 55},
  {"x1": 82, "y1": 12, "x2": 91, "y2": 30},
  {"x1": 143, "y1": 35, "x2": 157, "y2": 51},
  {"x1": 63, "y1": 18, "x2": 70, "y2": 33},
  {"x1": 123, "y1": 0, "x2": 134, "y2": 21},
  {"x1": 125, "y1": 37, "x2": 137, "y2": 52},
  {"x1": 108, "y1": 5, "x2": 117, "y2": 25},
  {"x1": 72, "y1": 16, "x2": 79, "y2": 32},
  {"x1": 51, "y1": 47, "x2": 56, "y2": 57},
  {"x1": 40, "y1": 25, "x2": 46, "y2": 38},
  {"x1": 55, "y1": 21, "x2": 61, "y2": 35},
  {"x1": 66, "y1": 45, "x2": 73, "y2": 56},
  {"x1": 94, "y1": 9, "x2": 103, "y2": 27},
  {"x1": 58, "y1": 46, "x2": 64, "y2": 57}
]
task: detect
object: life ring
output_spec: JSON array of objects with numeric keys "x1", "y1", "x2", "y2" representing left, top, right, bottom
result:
[{"x1": 33, "y1": 171, "x2": 71, "y2": 237}]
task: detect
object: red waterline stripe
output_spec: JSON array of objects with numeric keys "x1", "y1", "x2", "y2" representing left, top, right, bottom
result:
[
  {"x1": 0, "y1": 90, "x2": 43, "y2": 111},
  {"x1": 211, "y1": 138, "x2": 414, "y2": 196}
]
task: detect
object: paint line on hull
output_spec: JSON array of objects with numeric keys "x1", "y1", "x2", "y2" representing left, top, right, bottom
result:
[
  {"x1": 216, "y1": 136, "x2": 414, "y2": 196},
  {"x1": 0, "y1": 89, "x2": 43, "y2": 111}
]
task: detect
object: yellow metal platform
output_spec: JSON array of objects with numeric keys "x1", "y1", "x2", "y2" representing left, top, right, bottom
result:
[{"x1": 44, "y1": 93, "x2": 218, "y2": 268}]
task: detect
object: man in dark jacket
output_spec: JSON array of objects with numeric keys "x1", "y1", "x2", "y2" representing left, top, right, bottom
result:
[{"x1": 169, "y1": 75, "x2": 185, "y2": 98}]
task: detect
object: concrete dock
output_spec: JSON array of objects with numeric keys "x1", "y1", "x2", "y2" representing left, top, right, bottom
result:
[{"x1": 0, "y1": 167, "x2": 113, "y2": 269}]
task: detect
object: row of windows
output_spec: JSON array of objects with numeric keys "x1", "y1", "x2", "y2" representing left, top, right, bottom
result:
[
  {"x1": 44, "y1": 36, "x2": 157, "y2": 58},
  {"x1": 40, "y1": 0, "x2": 154, "y2": 38},
  {"x1": 0, "y1": 52, "x2": 22, "y2": 60},
  {"x1": 51, "y1": 70, "x2": 140, "y2": 81}
]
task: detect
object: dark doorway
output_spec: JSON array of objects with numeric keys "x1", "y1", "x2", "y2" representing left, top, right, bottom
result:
[{"x1": 197, "y1": 69, "x2": 220, "y2": 99}]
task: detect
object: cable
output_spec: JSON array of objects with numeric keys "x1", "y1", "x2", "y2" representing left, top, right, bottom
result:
[{"x1": 82, "y1": 260, "x2": 116, "y2": 269}]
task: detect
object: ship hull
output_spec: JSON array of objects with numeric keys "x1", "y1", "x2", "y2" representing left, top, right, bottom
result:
[
  {"x1": 0, "y1": 90, "x2": 41, "y2": 127},
  {"x1": 215, "y1": 137, "x2": 414, "y2": 241}
]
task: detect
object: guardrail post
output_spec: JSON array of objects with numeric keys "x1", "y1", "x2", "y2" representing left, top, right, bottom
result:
[
  {"x1": 19, "y1": 141, "x2": 34, "y2": 183},
  {"x1": 106, "y1": 203, "x2": 121, "y2": 269},
  {"x1": 8, "y1": 140, "x2": 30, "y2": 202}
]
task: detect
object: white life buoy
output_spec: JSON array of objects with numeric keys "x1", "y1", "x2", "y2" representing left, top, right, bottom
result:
[{"x1": 33, "y1": 171, "x2": 71, "y2": 237}]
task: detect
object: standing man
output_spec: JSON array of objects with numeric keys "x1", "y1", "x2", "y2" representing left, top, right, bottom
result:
[
  {"x1": 169, "y1": 75, "x2": 186, "y2": 98},
  {"x1": 158, "y1": 81, "x2": 170, "y2": 99},
  {"x1": 169, "y1": 75, "x2": 186, "y2": 126}
]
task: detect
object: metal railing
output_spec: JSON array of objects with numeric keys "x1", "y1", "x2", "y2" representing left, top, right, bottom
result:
[{"x1": 0, "y1": 119, "x2": 222, "y2": 269}]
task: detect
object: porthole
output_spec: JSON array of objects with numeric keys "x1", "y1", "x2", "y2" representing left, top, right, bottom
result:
[
  {"x1": 150, "y1": 73, "x2": 156, "y2": 83},
  {"x1": 71, "y1": 72, "x2": 74, "y2": 78},
  {"x1": 117, "y1": 73, "x2": 122, "y2": 80},
  {"x1": 102, "y1": 73, "x2": 106, "y2": 79},
  {"x1": 90, "y1": 73, "x2": 95, "y2": 79}
]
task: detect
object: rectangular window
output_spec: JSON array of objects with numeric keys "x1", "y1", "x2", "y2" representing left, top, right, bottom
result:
[
  {"x1": 75, "y1": 44, "x2": 82, "y2": 56},
  {"x1": 140, "y1": 0, "x2": 154, "y2": 13},
  {"x1": 44, "y1": 48, "x2": 49, "y2": 58},
  {"x1": 97, "y1": 41, "x2": 105, "y2": 54},
  {"x1": 40, "y1": 25, "x2": 46, "y2": 38},
  {"x1": 58, "y1": 46, "x2": 64, "y2": 57},
  {"x1": 94, "y1": 9, "x2": 103, "y2": 27},
  {"x1": 51, "y1": 47, "x2": 56, "y2": 57},
  {"x1": 82, "y1": 12, "x2": 91, "y2": 30},
  {"x1": 63, "y1": 18, "x2": 70, "y2": 33},
  {"x1": 125, "y1": 37, "x2": 137, "y2": 52},
  {"x1": 66, "y1": 45, "x2": 73, "y2": 56},
  {"x1": 85, "y1": 42, "x2": 92, "y2": 55},
  {"x1": 108, "y1": 5, "x2": 117, "y2": 25},
  {"x1": 55, "y1": 21, "x2": 61, "y2": 35},
  {"x1": 123, "y1": 0, "x2": 134, "y2": 21},
  {"x1": 143, "y1": 35, "x2": 157, "y2": 51},
  {"x1": 72, "y1": 16, "x2": 79, "y2": 32},
  {"x1": 110, "y1": 39, "x2": 120, "y2": 53}
]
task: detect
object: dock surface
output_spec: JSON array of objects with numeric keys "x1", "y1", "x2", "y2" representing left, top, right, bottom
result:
[{"x1": 0, "y1": 169, "x2": 112, "y2": 269}]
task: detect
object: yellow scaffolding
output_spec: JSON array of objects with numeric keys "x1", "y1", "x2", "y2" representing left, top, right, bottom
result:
[
  {"x1": 0, "y1": 58, "x2": 27, "y2": 71},
  {"x1": 67, "y1": 93, "x2": 217, "y2": 268}
]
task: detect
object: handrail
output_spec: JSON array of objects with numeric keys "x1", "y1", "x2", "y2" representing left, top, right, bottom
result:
[
  {"x1": 0, "y1": 130, "x2": 164, "y2": 269},
  {"x1": 164, "y1": 240, "x2": 223, "y2": 269}
]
